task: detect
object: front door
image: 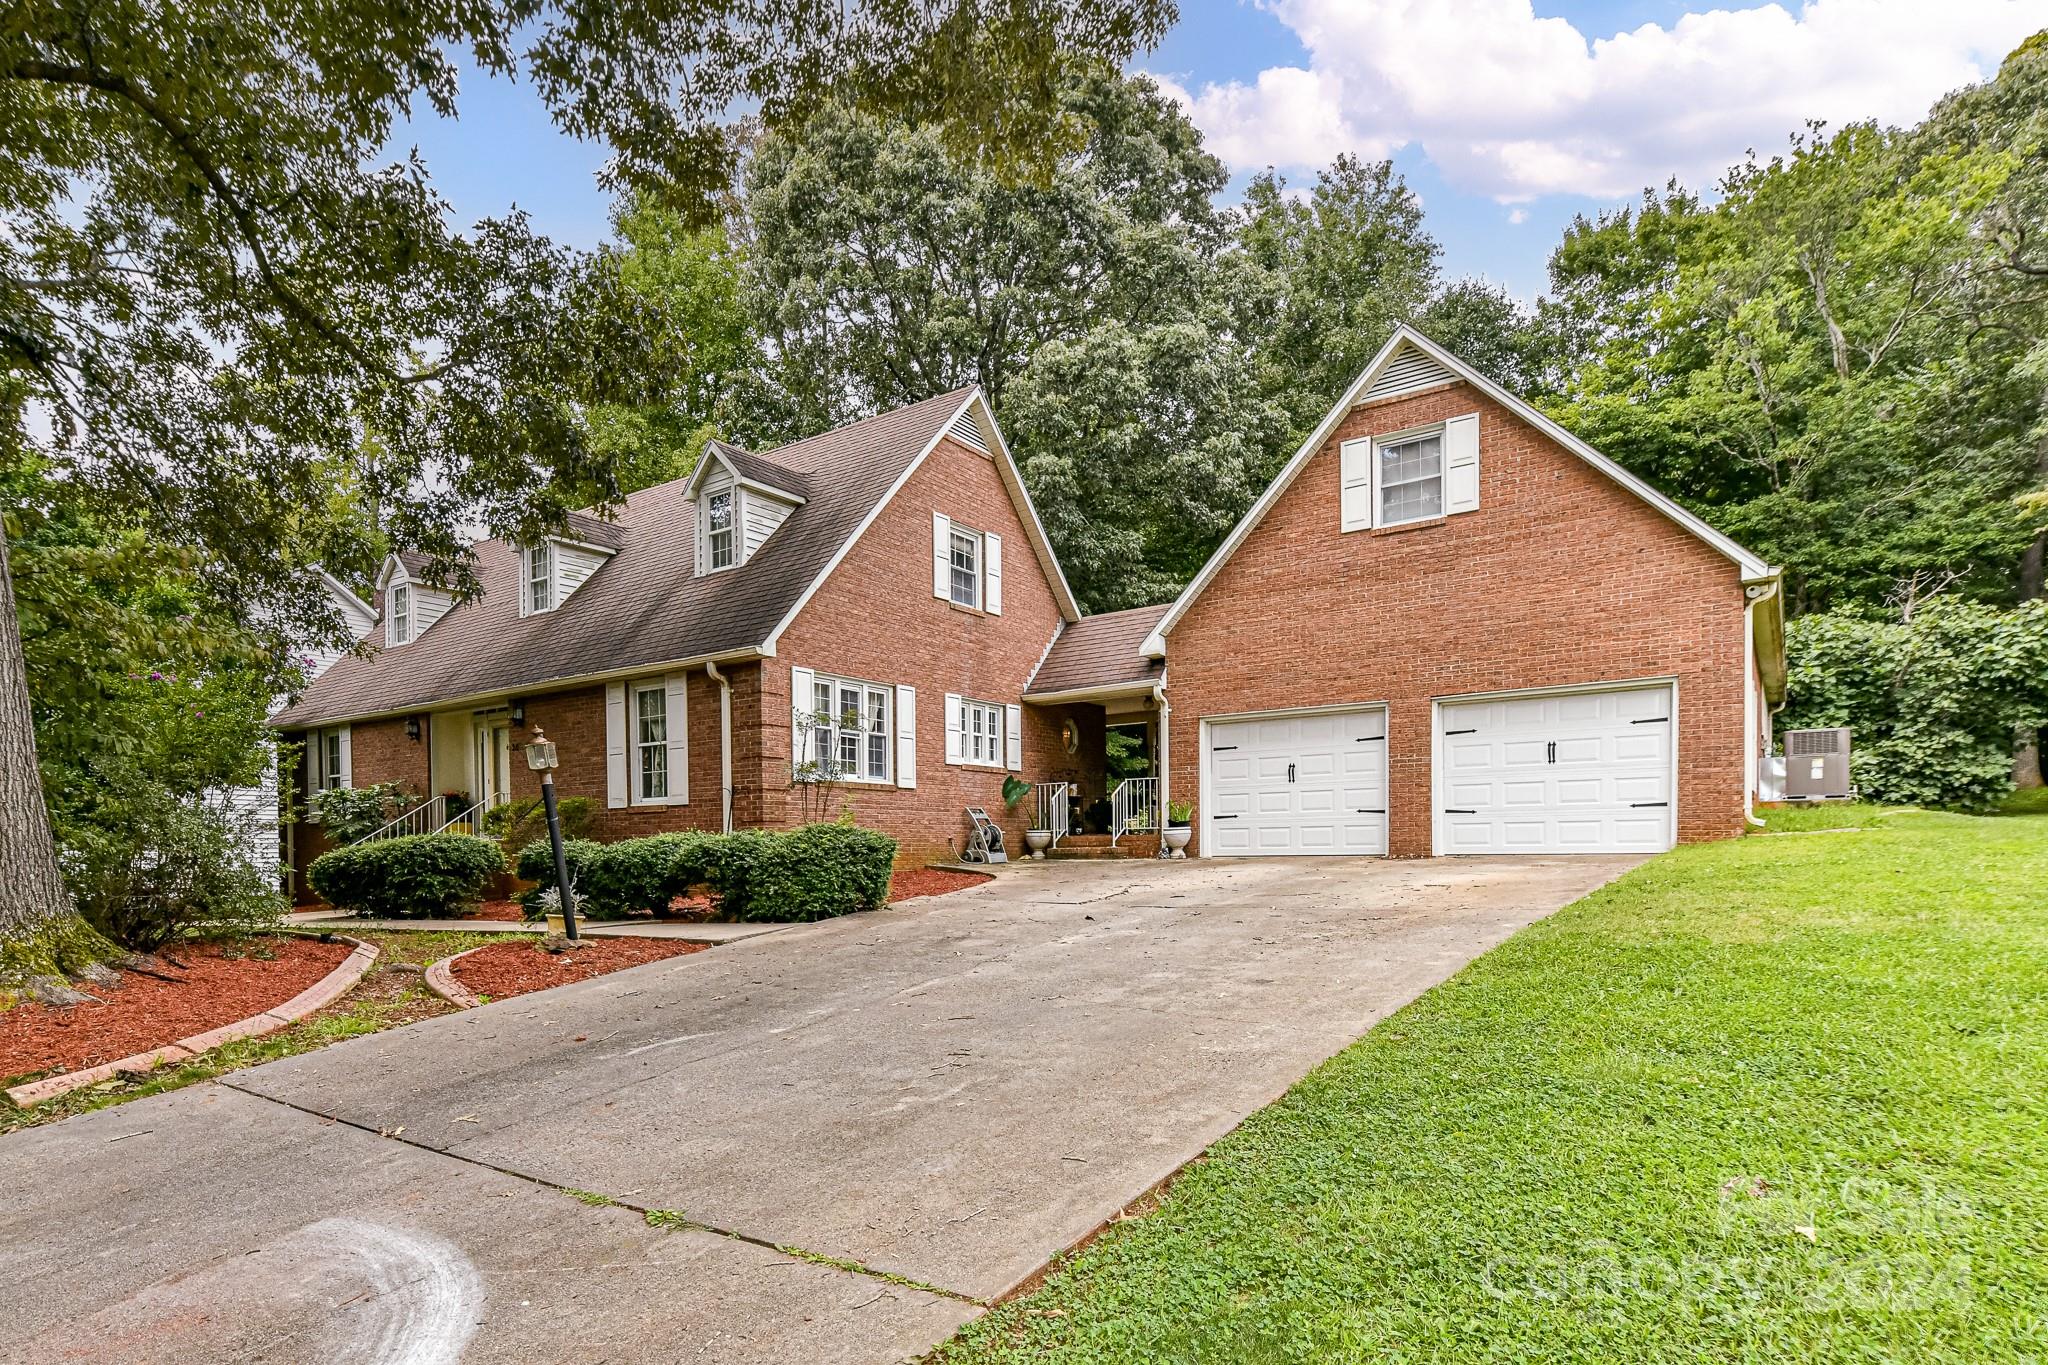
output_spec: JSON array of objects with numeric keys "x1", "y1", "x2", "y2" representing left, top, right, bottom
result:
[{"x1": 474, "y1": 719, "x2": 512, "y2": 811}]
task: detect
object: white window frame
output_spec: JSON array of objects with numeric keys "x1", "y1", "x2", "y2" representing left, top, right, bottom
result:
[
  {"x1": 633, "y1": 682, "x2": 669, "y2": 802},
  {"x1": 705, "y1": 488, "x2": 737, "y2": 572},
  {"x1": 523, "y1": 542, "x2": 555, "y2": 614},
  {"x1": 963, "y1": 698, "x2": 1004, "y2": 767},
  {"x1": 1373, "y1": 424, "x2": 1446, "y2": 528},
  {"x1": 310, "y1": 725, "x2": 350, "y2": 792},
  {"x1": 948, "y1": 525, "x2": 982, "y2": 608},
  {"x1": 799, "y1": 672, "x2": 894, "y2": 784},
  {"x1": 388, "y1": 583, "x2": 412, "y2": 645}
]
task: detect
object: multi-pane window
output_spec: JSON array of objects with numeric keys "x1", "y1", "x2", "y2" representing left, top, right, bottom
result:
[
  {"x1": 634, "y1": 684, "x2": 668, "y2": 801},
  {"x1": 1377, "y1": 432, "x2": 1444, "y2": 526},
  {"x1": 314, "y1": 728, "x2": 346, "y2": 790},
  {"x1": 948, "y1": 527, "x2": 981, "y2": 608},
  {"x1": 524, "y1": 543, "x2": 555, "y2": 613},
  {"x1": 964, "y1": 699, "x2": 1003, "y2": 765},
  {"x1": 706, "y1": 489, "x2": 735, "y2": 569},
  {"x1": 388, "y1": 584, "x2": 411, "y2": 644},
  {"x1": 804, "y1": 674, "x2": 890, "y2": 782}
]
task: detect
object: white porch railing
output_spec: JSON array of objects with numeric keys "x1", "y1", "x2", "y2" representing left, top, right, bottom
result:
[
  {"x1": 432, "y1": 799, "x2": 487, "y2": 835},
  {"x1": 1110, "y1": 777, "x2": 1159, "y2": 847},
  {"x1": 1032, "y1": 782, "x2": 1071, "y2": 850},
  {"x1": 355, "y1": 797, "x2": 442, "y2": 844}
]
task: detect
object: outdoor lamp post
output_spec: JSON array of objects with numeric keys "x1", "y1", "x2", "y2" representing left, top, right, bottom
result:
[{"x1": 522, "y1": 726, "x2": 579, "y2": 942}]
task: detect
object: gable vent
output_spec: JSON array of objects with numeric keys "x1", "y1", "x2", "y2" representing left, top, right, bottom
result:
[
  {"x1": 1362, "y1": 346, "x2": 1455, "y2": 403},
  {"x1": 947, "y1": 406, "x2": 991, "y2": 454}
]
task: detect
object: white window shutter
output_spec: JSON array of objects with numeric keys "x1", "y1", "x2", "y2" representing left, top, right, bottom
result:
[
  {"x1": 1004, "y1": 703, "x2": 1023, "y2": 771},
  {"x1": 665, "y1": 672, "x2": 690, "y2": 805},
  {"x1": 1340, "y1": 438, "x2": 1373, "y2": 531},
  {"x1": 983, "y1": 531, "x2": 1003, "y2": 615},
  {"x1": 1444, "y1": 414, "x2": 1481, "y2": 514},
  {"x1": 894, "y1": 685, "x2": 917, "y2": 788},
  {"x1": 604, "y1": 682, "x2": 628, "y2": 808},
  {"x1": 694, "y1": 504, "x2": 706, "y2": 576},
  {"x1": 790, "y1": 666, "x2": 816, "y2": 768},
  {"x1": 932, "y1": 512, "x2": 951, "y2": 599},
  {"x1": 944, "y1": 693, "x2": 964, "y2": 764},
  {"x1": 336, "y1": 727, "x2": 353, "y2": 788}
]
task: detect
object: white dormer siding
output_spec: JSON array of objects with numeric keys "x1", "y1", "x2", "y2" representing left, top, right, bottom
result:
[
  {"x1": 692, "y1": 451, "x2": 803, "y2": 574},
  {"x1": 518, "y1": 537, "x2": 612, "y2": 614},
  {"x1": 381, "y1": 566, "x2": 453, "y2": 644},
  {"x1": 557, "y1": 542, "x2": 608, "y2": 596},
  {"x1": 744, "y1": 494, "x2": 795, "y2": 559}
]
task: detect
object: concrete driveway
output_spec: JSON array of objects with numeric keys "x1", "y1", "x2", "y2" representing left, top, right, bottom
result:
[{"x1": 2, "y1": 854, "x2": 1638, "y2": 1363}]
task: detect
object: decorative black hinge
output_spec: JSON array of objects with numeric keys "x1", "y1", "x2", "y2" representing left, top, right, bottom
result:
[
  {"x1": 1443, "y1": 808, "x2": 1476, "y2": 815},
  {"x1": 1630, "y1": 801, "x2": 1669, "y2": 808},
  {"x1": 1631, "y1": 717, "x2": 1671, "y2": 725},
  {"x1": 1213, "y1": 813, "x2": 1240, "y2": 820},
  {"x1": 1212, "y1": 745, "x2": 1239, "y2": 752},
  {"x1": 1357, "y1": 808, "x2": 1386, "y2": 814},
  {"x1": 1357, "y1": 735, "x2": 1385, "y2": 742},
  {"x1": 1444, "y1": 727, "x2": 1477, "y2": 736}
]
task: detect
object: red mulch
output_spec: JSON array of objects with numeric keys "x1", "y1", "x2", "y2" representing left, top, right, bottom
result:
[
  {"x1": 1, "y1": 938, "x2": 349, "y2": 1081},
  {"x1": 890, "y1": 867, "x2": 991, "y2": 901},
  {"x1": 472, "y1": 900, "x2": 529, "y2": 922},
  {"x1": 449, "y1": 938, "x2": 704, "y2": 1001}
]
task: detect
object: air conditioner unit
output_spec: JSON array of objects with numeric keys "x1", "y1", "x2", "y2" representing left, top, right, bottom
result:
[{"x1": 1782, "y1": 727, "x2": 1853, "y2": 800}]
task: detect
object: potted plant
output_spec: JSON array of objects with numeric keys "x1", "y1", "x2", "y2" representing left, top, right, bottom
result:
[
  {"x1": 1163, "y1": 800, "x2": 1194, "y2": 857},
  {"x1": 1005, "y1": 776, "x2": 1054, "y2": 858}
]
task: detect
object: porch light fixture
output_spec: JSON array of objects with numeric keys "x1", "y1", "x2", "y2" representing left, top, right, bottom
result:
[
  {"x1": 405, "y1": 715, "x2": 421, "y2": 742},
  {"x1": 522, "y1": 726, "x2": 578, "y2": 941},
  {"x1": 1059, "y1": 719, "x2": 1079, "y2": 755},
  {"x1": 510, "y1": 699, "x2": 526, "y2": 727}
]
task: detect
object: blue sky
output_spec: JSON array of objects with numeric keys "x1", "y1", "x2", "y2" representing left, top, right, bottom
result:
[{"x1": 392, "y1": 1, "x2": 2038, "y2": 302}]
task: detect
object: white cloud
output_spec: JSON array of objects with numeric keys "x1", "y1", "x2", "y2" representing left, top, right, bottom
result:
[
  {"x1": 1507, "y1": 207, "x2": 1530, "y2": 225},
  {"x1": 1156, "y1": 0, "x2": 2039, "y2": 201}
]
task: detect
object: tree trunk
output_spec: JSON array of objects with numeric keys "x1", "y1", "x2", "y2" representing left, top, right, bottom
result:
[
  {"x1": 2017, "y1": 418, "x2": 2048, "y2": 787},
  {"x1": 0, "y1": 521, "x2": 114, "y2": 992}
]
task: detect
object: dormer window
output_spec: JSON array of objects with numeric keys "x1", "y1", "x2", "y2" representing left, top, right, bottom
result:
[
  {"x1": 706, "y1": 489, "x2": 735, "y2": 570},
  {"x1": 389, "y1": 584, "x2": 413, "y2": 645},
  {"x1": 524, "y1": 543, "x2": 555, "y2": 614}
]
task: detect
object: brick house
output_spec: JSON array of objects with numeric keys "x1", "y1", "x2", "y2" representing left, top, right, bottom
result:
[
  {"x1": 275, "y1": 328, "x2": 1785, "y2": 891},
  {"x1": 1141, "y1": 326, "x2": 1786, "y2": 858}
]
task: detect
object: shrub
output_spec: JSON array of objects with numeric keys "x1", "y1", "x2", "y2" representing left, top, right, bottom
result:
[
  {"x1": 702, "y1": 824, "x2": 896, "y2": 923},
  {"x1": 1784, "y1": 599, "x2": 2048, "y2": 809},
  {"x1": 512, "y1": 837, "x2": 604, "y2": 916},
  {"x1": 312, "y1": 783, "x2": 419, "y2": 843},
  {"x1": 65, "y1": 788, "x2": 285, "y2": 951},
  {"x1": 483, "y1": 795, "x2": 595, "y2": 849},
  {"x1": 577, "y1": 832, "x2": 718, "y2": 920},
  {"x1": 310, "y1": 833, "x2": 506, "y2": 918}
]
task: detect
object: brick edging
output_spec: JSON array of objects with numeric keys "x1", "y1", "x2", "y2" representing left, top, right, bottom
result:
[
  {"x1": 423, "y1": 946, "x2": 490, "y2": 1010},
  {"x1": 5, "y1": 935, "x2": 379, "y2": 1108}
]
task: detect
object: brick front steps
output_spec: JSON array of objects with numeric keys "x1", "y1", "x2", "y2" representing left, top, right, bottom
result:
[{"x1": 1051, "y1": 834, "x2": 1161, "y2": 859}]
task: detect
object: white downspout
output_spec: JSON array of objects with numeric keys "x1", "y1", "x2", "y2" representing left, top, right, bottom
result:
[
  {"x1": 705, "y1": 660, "x2": 734, "y2": 833},
  {"x1": 1153, "y1": 674, "x2": 1170, "y2": 858}
]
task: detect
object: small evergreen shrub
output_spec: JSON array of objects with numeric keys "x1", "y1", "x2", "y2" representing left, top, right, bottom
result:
[
  {"x1": 578, "y1": 832, "x2": 717, "y2": 920},
  {"x1": 512, "y1": 837, "x2": 604, "y2": 916},
  {"x1": 310, "y1": 833, "x2": 506, "y2": 918},
  {"x1": 703, "y1": 823, "x2": 897, "y2": 923}
]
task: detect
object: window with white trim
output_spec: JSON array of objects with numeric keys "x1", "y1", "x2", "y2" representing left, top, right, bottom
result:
[
  {"x1": 523, "y1": 543, "x2": 556, "y2": 613},
  {"x1": 312, "y1": 727, "x2": 348, "y2": 790},
  {"x1": 1377, "y1": 430, "x2": 1444, "y2": 525},
  {"x1": 634, "y1": 683, "x2": 668, "y2": 800},
  {"x1": 705, "y1": 489, "x2": 736, "y2": 570},
  {"x1": 948, "y1": 527, "x2": 981, "y2": 607},
  {"x1": 963, "y1": 699, "x2": 1003, "y2": 766},
  {"x1": 388, "y1": 583, "x2": 412, "y2": 645},
  {"x1": 803, "y1": 674, "x2": 892, "y2": 783}
]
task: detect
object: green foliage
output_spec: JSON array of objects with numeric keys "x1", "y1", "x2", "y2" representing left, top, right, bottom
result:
[
  {"x1": 483, "y1": 795, "x2": 595, "y2": 850},
  {"x1": 577, "y1": 832, "x2": 716, "y2": 921},
  {"x1": 1166, "y1": 800, "x2": 1193, "y2": 826},
  {"x1": 1001, "y1": 776, "x2": 1032, "y2": 809},
  {"x1": 309, "y1": 834, "x2": 506, "y2": 919},
  {"x1": 702, "y1": 825, "x2": 897, "y2": 923},
  {"x1": 512, "y1": 837, "x2": 605, "y2": 915},
  {"x1": 311, "y1": 784, "x2": 418, "y2": 844},
  {"x1": 64, "y1": 788, "x2": 284, "y2": 951},
  {"x1": 1783, "y1": 599, "x2": 2048, "y2": 809}
]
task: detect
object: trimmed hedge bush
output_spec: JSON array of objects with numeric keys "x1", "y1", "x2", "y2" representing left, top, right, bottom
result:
[
  {"x1": 510, "y1": 824, "x2": 897, "y2": 924},
  {"x1": 309, "y1": 833, "x2": 506, "y2": 919},
  {"x1": 701, "y1": 824, "x2": 896, "y2": 923}
]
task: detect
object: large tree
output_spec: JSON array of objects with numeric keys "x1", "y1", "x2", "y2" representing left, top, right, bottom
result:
[{"x1": 0, "y1": 0, "x2": 1173, "y2": 991}]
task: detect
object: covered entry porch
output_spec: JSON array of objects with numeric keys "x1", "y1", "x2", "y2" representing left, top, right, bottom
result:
[{"x1": 1021, "y1": 604, "x2": 1174, "y2": 855}]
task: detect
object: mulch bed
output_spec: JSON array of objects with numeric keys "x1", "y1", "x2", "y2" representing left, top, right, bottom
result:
[
  {"x1": 449, "y1": 938, "x2": 704, "y2": 1001},
  {"x1": 472, "y1": 900, "x2": 529, "y2": 922},
  {"x1": 890, "y1": 867, "x2": 991, "y2": 901},
  {"x1": 1, "y1": 937, "x2": 349, "y2": 1081}
]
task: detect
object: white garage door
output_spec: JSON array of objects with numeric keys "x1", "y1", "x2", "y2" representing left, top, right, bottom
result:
[
  {"x1": 1437, "y1": 684, "x2": 1674, "y2": 854},
  {"x1": 1207, "y1": 707, "x2": 1388, "y2": 856}
]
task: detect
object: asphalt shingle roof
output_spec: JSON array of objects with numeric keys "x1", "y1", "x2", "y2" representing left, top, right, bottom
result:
[
  {"x1": 276, "y1": 388, "x2": 975, "y2": 728},
  {"x1": 1026, "y1": 603, "x2": 1170, "y2": 696}
]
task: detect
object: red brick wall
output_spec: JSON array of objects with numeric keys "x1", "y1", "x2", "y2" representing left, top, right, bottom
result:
[
  {"x1": 763, "y1": 435, "x2": 1070, "y2": 863},
  {"x1": 1164, "y1": 380, "x2": 1750, "y2": 857},
  {"x1": 349, "y1": 716, "x2": 429, "y2": 795}
]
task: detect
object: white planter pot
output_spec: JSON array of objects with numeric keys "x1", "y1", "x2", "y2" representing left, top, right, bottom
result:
[
  {"x1": 1024, "y1": 828, "x2": 1054, "y2": 860},
  {"x1": 1163, "y1": 826, "x2": 1192, "y2": 858}
]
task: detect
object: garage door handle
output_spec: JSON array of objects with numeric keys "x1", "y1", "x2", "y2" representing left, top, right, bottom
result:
[
  {"x1": 1443, "y1": 808, "x2": 1476, "y2": 815},
  {"x1": 1444, "y1": 727, "x2": 1476, "y2": 736},
  {"x1": 1630, "y1": 801, "x2": 1669, "y2": 808},
  {"x1": 1287, "y1": 763, "x2": 1296, "y2": 783}
]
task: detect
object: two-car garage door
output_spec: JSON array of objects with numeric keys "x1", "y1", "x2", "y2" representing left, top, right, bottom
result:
[{"x1": 1202, "y1": 682, "x2": 1675, "y2": 857}]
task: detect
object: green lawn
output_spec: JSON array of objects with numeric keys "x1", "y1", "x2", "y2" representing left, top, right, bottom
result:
[{"x1": 942, "y1": 806, "x2": 2048, "y2": 1363}]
